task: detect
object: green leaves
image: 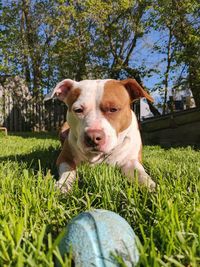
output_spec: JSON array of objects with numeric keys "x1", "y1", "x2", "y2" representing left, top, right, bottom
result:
[{"x1": 1, "y1": 0, "x2": 200, "y2": 106}]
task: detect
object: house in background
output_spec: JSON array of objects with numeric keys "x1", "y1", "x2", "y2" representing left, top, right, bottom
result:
[
  {"x1": 167, "y1": 83, "x2": 196, "y2": 113},
  {"x1": 139, "y1": 83, "x2": 196, "y2": 121},
  {"x1": 140, "y1": 98, "x2": 154, "y2": 120}
]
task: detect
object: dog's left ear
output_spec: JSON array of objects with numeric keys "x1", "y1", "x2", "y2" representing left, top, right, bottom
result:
[
  {"x1": 44, "y1": 79, "x2": 75, "y2": 102},
  {"x1": 121, "y1": 79, "x2": 154, "y2": 102}
]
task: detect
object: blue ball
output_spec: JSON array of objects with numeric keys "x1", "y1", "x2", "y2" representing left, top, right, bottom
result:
[{"x1": 57, "y1": 209, "x2": 139, "y2": 266}]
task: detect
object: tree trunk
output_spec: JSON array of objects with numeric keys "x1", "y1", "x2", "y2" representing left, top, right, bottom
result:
[
  {"x1": 20, "y1": 10, "x2": 31, "y2": 89},
  {"x1": 162, "y1": 28, "x2": 173, "y2": 115},
  {"x1": 22, "y1": 0, "x2": 42, "y2": 98},
  {"x1": 189, "y1": 64, "x2": 200, "y2": 107}
]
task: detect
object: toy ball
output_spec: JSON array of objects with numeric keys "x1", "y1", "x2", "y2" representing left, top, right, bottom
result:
[{"x1": 57, "y1": 209, "x2": 139, "y2": 266}]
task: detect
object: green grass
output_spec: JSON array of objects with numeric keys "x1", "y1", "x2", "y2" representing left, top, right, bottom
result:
[{"x1": 0, "y1": 133, "x2": 199, "y2": 266}]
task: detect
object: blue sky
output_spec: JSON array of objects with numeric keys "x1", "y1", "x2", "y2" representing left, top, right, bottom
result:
[
  {"x1": 130, "y1": 30, "x2": 166, "y2": 102},
  {"x1": 130, "y1": 28, "x2": 187, "y2": 103}
]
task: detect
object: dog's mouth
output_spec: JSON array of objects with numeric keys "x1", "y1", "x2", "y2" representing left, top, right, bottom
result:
[
  {"x1": 83, "y1": 137, "x2": 106, "y2": 153},
  {"x1": 85, "y1": 145, "x2": 104, "y2": 153}
]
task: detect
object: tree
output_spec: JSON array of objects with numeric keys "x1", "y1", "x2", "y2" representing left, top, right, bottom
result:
[
  {"x1": 2, "y1": 0, "x2": 198, "y2": 108},
  {"x1": 53, "y1": 0, "x2": 152, "y2": 81},
  {"x1": 152, "y1": 0, "x2": 200, "y2": 107},
  {"x1": 149, "y1": 4, "x2": 179, "y2": 114},
  {"x1": 172, "y1": 0, "x2": 200, "y2": 107},
  {"x1": 1, "y1": 0, "x2": 60, "y2": 96},
  {"x1": 1, "y1": 1, "x2": 155, "y2": 93}
]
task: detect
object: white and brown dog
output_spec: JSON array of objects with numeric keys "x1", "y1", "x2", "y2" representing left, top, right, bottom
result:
[{"x1": 45, "y1": 78, "x2": 156, "y2": 192}]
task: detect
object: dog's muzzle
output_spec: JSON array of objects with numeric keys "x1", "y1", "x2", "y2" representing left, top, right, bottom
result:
[{"x1": 84, "y1": 129, "x2": 105, "y2": 149}]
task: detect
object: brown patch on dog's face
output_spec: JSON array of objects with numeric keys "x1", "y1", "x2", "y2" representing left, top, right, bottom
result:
[
  {"x1": 101, "y1": 80, "x2": 132, "y2": 134},
  {"x1": 66, "y1": 88, "x2": 81, "y2": 110}
]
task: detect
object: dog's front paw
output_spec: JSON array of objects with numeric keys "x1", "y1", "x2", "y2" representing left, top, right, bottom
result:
[
  {"x1": 55, "y1": 180, "x2": 72, "y2": 193},
  {"x1": 138, "y1": 173, "x2": 156, "y2": 191},
  {"x1": 56, "y1": 169, "x2": 77, "y2": 193},
  {"x1": 122, "y1": 160, "x2": 156, "y2": 191}
]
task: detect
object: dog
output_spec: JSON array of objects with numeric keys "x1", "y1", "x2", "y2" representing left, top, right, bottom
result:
[{"x1": 45, "y1": 78, "x2": 156, "y2": 192}]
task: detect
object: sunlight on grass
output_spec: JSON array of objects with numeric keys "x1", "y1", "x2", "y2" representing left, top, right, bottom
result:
[{"x1": 0, "y1": 134, "x2": 199, "y2": 266}]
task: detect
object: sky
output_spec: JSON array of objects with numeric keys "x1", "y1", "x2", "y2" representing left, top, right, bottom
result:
[
  {"x1": 131, "y1": 29, "x2": 170, "y2": 102},
  {"x1": 130, "y1": 28, "x2": 188, "y2": 104}
]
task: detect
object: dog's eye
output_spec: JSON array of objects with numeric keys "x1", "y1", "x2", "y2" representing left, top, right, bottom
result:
[
  {"x1": 100, "y1": 105, "x2": 120, "y2": 114},
  {"x1": 109, "y1": 107, "x2": 118, "y2": 113},
  {"x1": 74, "y1": 108, "x2": 84, "y2": 114}
]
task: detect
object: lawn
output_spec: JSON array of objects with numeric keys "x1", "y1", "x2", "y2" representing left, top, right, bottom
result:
[{"x1": 0, "y1": 133, "x2": 199, "y2": 267}]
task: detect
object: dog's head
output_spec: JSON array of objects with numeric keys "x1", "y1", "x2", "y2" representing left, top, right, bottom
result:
[{"x1": 45, "y1": 79, "x2": 153, "y2": 155}]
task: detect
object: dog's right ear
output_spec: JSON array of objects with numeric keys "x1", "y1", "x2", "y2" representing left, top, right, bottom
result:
[
  {"x1": 121, "y1": 79, "x2": 154, "y2": 103},
  {"x1": 44, "y1": 79, "x2": 75, "y2": 102}
]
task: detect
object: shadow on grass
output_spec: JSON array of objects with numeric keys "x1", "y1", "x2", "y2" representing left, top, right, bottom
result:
[
  {"x1": 0, "y1": 132, "x2": 61, "y2": 177},
  {"x1": 8, "y1": 131, "x2": 58, "y2": 140},
  {"x1": 143, "y1": 142, "x2": 200, "y2": 150},
  {"x1": 0, "y1": 146, "x2": 60, "y2": 179}
]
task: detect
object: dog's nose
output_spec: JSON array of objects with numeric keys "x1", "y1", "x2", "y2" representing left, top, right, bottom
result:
[{"x1": 84, "y1": 129, "x2": 105, "y2": 147}]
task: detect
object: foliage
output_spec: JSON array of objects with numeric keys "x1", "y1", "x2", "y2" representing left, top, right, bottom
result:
[
  {"x1": 151, "y1": 0, "x2": 200, "y2": 106},
  {"x1": 0, "y1": 133, "x2": 199, "y2": 266},
  {"x1": 0, "y1": 0, "x2": 200, "y2": 106}
]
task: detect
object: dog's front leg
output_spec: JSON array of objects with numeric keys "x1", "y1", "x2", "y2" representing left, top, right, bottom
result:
[
  {"x1": 121, "y1": 159, "x2": 156, "y2": 191},
  {"x1": 56, "y1": 133, "x2": 77, "y2": 193},
  {"x1": 56, "y1": 162, "x2": 77, "y2": 193}
]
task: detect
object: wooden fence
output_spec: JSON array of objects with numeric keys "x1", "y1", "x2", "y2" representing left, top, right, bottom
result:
[
  {"x1": 141, "y1": 107, "x2": 200, "y2": 147},
  {"x1": 0, "y1": 97, "x2": 67, "y2": 132}
]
